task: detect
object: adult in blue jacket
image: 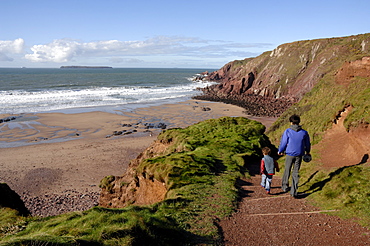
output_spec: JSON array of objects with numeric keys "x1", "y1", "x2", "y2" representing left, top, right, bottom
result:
[{"x1": 278, "y1": 114, "x2": 311, "y2": 198}]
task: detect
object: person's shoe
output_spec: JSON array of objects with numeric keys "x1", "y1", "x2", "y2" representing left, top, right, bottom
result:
[
  {"x1": 282, "y1": 187, "x2": 290, "y2": 193},
  {"x1": 261, "y1": 185, "x2": 265, "y2": 189},
  {"x1": 266, "y1": 190, "x2": 270, "y2": 194}
]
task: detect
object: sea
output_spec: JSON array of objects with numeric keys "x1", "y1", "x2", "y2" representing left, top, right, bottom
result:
[{"x1": 0, "y1": 68, "x2": 215, "y2": 115}]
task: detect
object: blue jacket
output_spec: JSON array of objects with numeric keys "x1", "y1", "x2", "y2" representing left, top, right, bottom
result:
[{"x1": 278, "y1": 125, "x2": 311, "y2": 157}]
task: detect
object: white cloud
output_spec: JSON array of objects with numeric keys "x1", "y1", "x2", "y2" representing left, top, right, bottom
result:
[
  {"x1": 0, "y1": 38, "x2": 24, "y2": 53},
  {"x1": 25, "y1": 39, "x2": 79, "y2": 62},
  {"x1": 108, "y1": 57, "x2": 145, "y2": 64},
  {"x1": 24, "y1": 36, "x2": 272, "y2": 63},
  {"x1": 0, "y1": 38, "x2": 25, "y2": 61}
]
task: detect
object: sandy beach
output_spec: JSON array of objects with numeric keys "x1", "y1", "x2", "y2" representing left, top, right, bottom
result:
[{"x1": 0, "y1": 100, "x2": 276, "y2": 216}]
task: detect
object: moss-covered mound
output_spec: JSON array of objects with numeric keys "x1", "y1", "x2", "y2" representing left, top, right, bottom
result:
[
  {"x1": 139, "y1": 116, "x2": 270, "y2": 194},
  {"x1": 0, "y1": 117, "x2": 271, "y2": 245}
]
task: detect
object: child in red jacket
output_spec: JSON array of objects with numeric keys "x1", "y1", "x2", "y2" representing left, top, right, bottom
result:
[{"x1": 260, "y1": 147, "x2": 280, "y2": 194}]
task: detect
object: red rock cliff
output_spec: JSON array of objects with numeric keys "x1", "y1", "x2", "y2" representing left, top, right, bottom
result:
[{"x1": 195, "y1": 33, "x2": 370, "y2": 117}]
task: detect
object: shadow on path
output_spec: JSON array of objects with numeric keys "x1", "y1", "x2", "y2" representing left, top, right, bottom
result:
[{"x1": 302, "y1": 154, "x2": 369, "y2": 195}]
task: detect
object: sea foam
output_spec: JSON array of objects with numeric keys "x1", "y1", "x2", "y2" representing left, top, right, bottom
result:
[{"x1": 0, "y1": 81, "x2": 214, "y2": 114}]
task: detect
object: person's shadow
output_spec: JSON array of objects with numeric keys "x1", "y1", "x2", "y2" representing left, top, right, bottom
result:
[{"x1": 301, "y1": 153, "x2": 369, "y2": 195}]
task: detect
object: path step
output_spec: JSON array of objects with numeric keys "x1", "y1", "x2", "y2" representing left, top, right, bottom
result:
[{"x1": 246, "y1": 210, "x2": 339, "y2": 216}]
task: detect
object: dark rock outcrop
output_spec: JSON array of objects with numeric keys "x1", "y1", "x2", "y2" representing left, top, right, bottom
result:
[
  {"x1": 0, "y1": 116, "x2": 20, "y2": 124},
  {"x1": 0, "y1": 183, "x2": 30, "y2": 216},
  {"x1": 106, "y1": 121, "x2": 168, "y2": 138},
  {"x1": 194, "y1": 92, "x2": 294, "y2": 117}
]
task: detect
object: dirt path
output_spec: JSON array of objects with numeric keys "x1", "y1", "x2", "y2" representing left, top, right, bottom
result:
[
  {"x1": 219, "y1": 108, "x2": 370, "y2": 245},
  {"x1": 219, "y1": 170, "x2": 370, "y2": 245}
]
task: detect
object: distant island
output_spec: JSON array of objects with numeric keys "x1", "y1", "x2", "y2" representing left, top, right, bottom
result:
[{"x1": 60, "y1": 66, "x2": 113, "y2": 69}]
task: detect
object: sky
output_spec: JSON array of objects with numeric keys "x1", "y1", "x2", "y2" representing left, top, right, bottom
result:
[{"x1": 0, "y1": 0, "x2": 369, "y2": 69}]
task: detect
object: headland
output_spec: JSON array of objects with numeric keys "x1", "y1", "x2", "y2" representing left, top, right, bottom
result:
[{"x1": 60, "y1": 66, "x2": 113, "y2": 69}]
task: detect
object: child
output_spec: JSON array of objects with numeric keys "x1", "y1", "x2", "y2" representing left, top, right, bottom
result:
[{"x1": 260, "y1": 147, "x2": 280, "y2": 194}]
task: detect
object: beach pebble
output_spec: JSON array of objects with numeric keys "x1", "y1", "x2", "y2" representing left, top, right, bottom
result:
[{"x1": 21, "y1": 190, "x2": 100, "y2": 217}]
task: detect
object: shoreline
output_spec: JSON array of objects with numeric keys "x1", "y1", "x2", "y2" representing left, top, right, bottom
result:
[{"x1": 0, "y1": 99, "x2": 276, "y2": 217}]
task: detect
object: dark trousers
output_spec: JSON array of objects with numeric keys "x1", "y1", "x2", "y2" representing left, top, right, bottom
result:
[{"x1": 282, "y1": 155, "x2": 302, "y2": 196}]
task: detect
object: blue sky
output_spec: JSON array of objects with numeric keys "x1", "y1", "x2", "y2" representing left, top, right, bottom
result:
[{"x1": 0, "y1": 0, "x2": 369, "y2": 68}]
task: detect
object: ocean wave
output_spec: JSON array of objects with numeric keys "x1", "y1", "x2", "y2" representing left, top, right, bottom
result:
[{"x1": 0, "y1": 81, "x2": 214, "y2": 114}]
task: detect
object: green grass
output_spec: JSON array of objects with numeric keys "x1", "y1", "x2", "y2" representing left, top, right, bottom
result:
[
  {"x1": 138, "y1": 117, "x2": 269, "y2": 190},
  {"x1": 0, "y1": 208, "x2": 28, "y2": 238},
  {"x1": 298, "y1": 163, "x2": 370, "y2": 227},
  {"x1": 267, "y1": 73, "x2": 370, "y2": 145},
  {"x1": 0, "y1": 117, "x2": 272, "y2": 245},
  {"x1": 134, "y1": 117, "x2": 271, "y2": 240},
  {"x1": 1, "y1": 206, "x2": 185, "y2": 245}
]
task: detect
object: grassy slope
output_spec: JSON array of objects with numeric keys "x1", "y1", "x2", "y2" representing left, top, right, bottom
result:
[
  {"x1": 266, "y1": 72, "x2": 370, "y2": 226},
  {"x1": 267, "y1": 74, "x2": 370, "y2": 145},
  {"x1": 0, "y1": 117, "x2": 272, "y2": 245},
  {"x1": 300, "y1": 161, "x2": 370, "y2": 227}
]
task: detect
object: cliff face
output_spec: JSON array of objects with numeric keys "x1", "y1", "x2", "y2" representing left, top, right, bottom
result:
[
  {"x1": 202, "y1": 33, "x2": 370, "y2": 103},
  {"x1": 99, "y1": 139, "x2": 171, "y2": 208}
]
